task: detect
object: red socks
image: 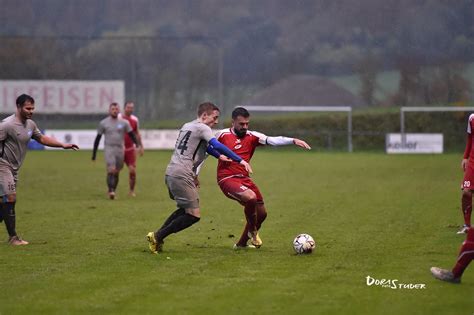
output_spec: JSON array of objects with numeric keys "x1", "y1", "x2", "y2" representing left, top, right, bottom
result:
[
  {"x1": 244, "y1": 198, "x2": 258, "y2": 232},
  {"x1": 236, "y1": 201, "x2": 267, "y2": 246},
  {"x1": 452, "y1": 227, "x2": 474, "y2": 278},
  {"x1": 462, "y1": 193, "x2": 472, "y2": 226}
]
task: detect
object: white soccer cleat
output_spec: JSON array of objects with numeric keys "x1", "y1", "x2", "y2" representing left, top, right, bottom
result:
[
  {"x1": 8, "y1": 236, "x2": 29, "y2": 246},
  {"x1": 430, "y1": 267, "x2": 461, "y2": 284},
  {"x1": 456, "y1": 224, "x2": 470, "y2": 235},
  {"x1": 233, "y1": 243, "x2": 257, "y2": 250}
]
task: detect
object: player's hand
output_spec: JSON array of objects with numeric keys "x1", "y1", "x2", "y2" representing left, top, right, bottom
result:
[
  {"x1": 193, "y1": 176, "x2": 200, "y2": 188},
  {"x1": 63, "y1": 143, "x2": 79, "y2": 150},
  {"x1": 239, "y1": 160, "x2": 253, "y2": 174},
  {"x1": 137, "y1": 146, "x2": 144, "y2": 157},
  {"x1": 218, "y1": 155, "x2": 232, "y2": 162},
  {"x1": 462, "y1": 158, "x2": 468, "y2": 172},
  {"x1": 293, "y1": 139, "x2": 311, "y2": 150}
]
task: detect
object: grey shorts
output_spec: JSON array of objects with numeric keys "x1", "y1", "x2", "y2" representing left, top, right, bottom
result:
[
  {"x1": 104, "y1": 146, "x2": 124, "y2": 171},
  {"x1": 165, "y1": 175, "x2": 199, "y2": 209},
  {"x1": 0, "y1": 163, "x2": 16, "y2": 197}
]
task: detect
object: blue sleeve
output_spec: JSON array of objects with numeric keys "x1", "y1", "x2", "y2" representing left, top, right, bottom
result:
[
  {"x1": 206, "y1": 144, "x2": 221, "y2": 159},
  {"x1": 208, "y1": 138, "x2": 242, "y2": 162}
]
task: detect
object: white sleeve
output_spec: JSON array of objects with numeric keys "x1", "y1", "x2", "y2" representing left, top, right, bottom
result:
[
  {"x1": 266, "y1": 136, "x2": 294, "y2": 146},
  {"x1": 468, "y1": 114, "x2": 474, "y2": 134},
  {"x1": 248, "y1": 130, "x2": 268, "y2": 145}
]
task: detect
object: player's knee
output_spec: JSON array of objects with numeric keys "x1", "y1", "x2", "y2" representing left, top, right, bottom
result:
[
  {"x1": 462, "y1": 189, "x2": 472, "y2": 197},
  {"x1": 186, "y1": 208, "x2": 201, "y2": 218},
  {"x1": 242, "y1": 191, "x2": 257, "y2": 203}
]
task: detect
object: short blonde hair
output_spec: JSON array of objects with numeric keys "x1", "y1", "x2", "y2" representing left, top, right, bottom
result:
[{"x1": 197, "y1": 102, "x2": 219, "y2": 117}]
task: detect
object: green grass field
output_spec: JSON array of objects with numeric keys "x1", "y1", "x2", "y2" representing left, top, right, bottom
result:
[{"x1": 0, "y1": 150, "x2": 473, "y2": 314}]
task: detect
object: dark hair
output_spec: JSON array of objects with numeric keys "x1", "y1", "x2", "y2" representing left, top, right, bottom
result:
[
  {"x1": 16, "y1": 94, "x2": 35, "y2": 108},
  {"x1": 197, "y1": 102, "x2": 219, "y2": 116},
  {"x1": 124, "y1": 101, "x2": 134, "y2": 108},
  {"x1": 232, "y1": 107, "x2": 250, "y2": 119},
  {"x1": 109, "y1": 102, "x2": 119, "y2": 108}
]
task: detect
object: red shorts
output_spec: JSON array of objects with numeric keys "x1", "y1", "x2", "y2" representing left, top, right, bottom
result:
[
  {"x1": 124, "y1": 147, "x2": 136, "y2": 167},
  {"x1": 218, "y1": 175, "x2": 264, "y2": 204}
]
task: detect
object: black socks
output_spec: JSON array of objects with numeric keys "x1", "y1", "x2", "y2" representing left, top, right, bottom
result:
[
  {"x1": 156, "y1": 213, "x2": 200, "y2": 241},
  {"x1": 1, "y1": 202, "x2": 16, "y2": 237},
  {"x1": 107, "y1": 173, "x2": 119, "y2": 192},
  {"x1": 159, "y1": 208, "x2": 186, "y2": 231}
]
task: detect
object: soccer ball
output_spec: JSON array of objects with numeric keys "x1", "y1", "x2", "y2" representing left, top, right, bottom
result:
[{"x1": 293, "y1": 233, "x2": 316, "y2": 254}]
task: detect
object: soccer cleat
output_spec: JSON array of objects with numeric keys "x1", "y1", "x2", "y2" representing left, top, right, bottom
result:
[
  {"x1": 430, "y1": 267, "x2": 461, "y2": 284},
  {"x1": 233, "y1": 243, "x2": 257, "y2": 250},
  {"x1": 128, "y1": 191, "x2": 136, "y2": 197},
  {"x1": 247, "y1": 230, "x2": 262, "y2": 248},
  {"x1": 146, "y1": 232, "x2": 163, "y2": 254},
  {"x1": 108, "y1": 191, "x2": 116, "y2": 200},
  {"x1": 8, "y1": 235, "x2": 29, "y2": 246},
  {"x1": 456, "y1": 224, "x2": 470, "y2": 235}
]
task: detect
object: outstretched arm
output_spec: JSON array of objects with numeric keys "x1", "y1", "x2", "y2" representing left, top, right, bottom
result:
[
  {"x1": 92, "y1": 134, "x2": 102, "y2": 161},
  {"x1": 266, "y1": 136, "x2": 311, "y2": 150},
  {"x1": 36, "y1": 135, "x2": 79, "y2": 150}
]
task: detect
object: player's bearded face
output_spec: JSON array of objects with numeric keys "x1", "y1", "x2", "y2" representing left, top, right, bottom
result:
[
  {"x1": 124, "y1": 103, "x2": 134, "y2": 116},
  {"x1": 20, "y1": 102, "x2": 35, "y2": 120},
  {"x1": 233, "y1": 116, "x2": 249, "y2": 138}
]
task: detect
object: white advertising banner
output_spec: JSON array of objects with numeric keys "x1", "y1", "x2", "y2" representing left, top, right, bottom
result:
[
  {"x1": 44, "y1": 129, "x2": 180, "y2": 150},
  {"x1": 386, "y1": 133, "x2": 443, "y2": 154},
  {"x1": 44, "y1": 130, "x2": 104, "y2": 150},
  {"x1": 0, "y1": 80, "x2": 124, "y2": 114},
  {"x1": 141, "y1": 130, "x2": 180, "y2": 149}
]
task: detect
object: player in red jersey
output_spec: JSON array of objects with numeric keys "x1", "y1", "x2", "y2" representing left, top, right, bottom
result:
[
  {"x1": 119, "y1": 101, "x2": 144, "y2": 197},
  {"x1": 431, "y1": 227, "x2": 474, "y2": 283},
  {"x1": 208, "y1": 107, "x2": 311, "y2": 249},
  {"x1": 459, "y1": 114, "x2": 474, "y2": 234}
]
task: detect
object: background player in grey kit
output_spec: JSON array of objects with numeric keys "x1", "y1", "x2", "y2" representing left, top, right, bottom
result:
[
  {"x1": 0, "y1": 94, "x2": 79, "y2": 245},
  {"x1": 146, "y1": 102, "x2": 253, "y2": 253},
  {"x1": 92, "y1": 102, "x2": 142, "y2": 200}
]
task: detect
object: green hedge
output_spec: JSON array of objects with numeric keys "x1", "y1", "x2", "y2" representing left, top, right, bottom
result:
[{"x1": 243, "y1": 111, "x2": 470, "y2": 152}]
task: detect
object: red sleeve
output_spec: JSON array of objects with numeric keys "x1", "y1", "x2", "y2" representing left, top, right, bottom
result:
[{"x1": 464, "y1": 133, "x2": 472, "y2": 159}]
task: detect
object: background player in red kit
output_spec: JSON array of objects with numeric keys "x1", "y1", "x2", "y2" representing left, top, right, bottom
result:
[
  {"x1": 120, "y1": 101, "x2": 144, "y2": 197},
  {"x1": 459, "y1": 114, "x2": 474, "y2": 234},
  {"x1": 431, "y1": 227, "x2": 474, "y2": 283},
  {"x1": 208, "y1": 107, "x2": 311, "y2": 249}
]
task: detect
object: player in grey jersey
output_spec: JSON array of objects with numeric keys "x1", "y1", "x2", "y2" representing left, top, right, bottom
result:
[
  {"x1": 146, "y1": 102, "x2": 252, "y2": 253},
  {"x1": 0, "y1": 94, "x2": 79, "y2": 245},
  {"x1": 92, "y1": 102, "x2": 142, "y2": 200}
]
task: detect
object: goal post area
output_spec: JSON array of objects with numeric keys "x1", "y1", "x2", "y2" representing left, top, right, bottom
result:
[
  {"x1": 240, "y1": 105, "x2": 353, "y2": 152},
  {"x1": 400, "y1": 106, "x2": 474, "y2": 146}
]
